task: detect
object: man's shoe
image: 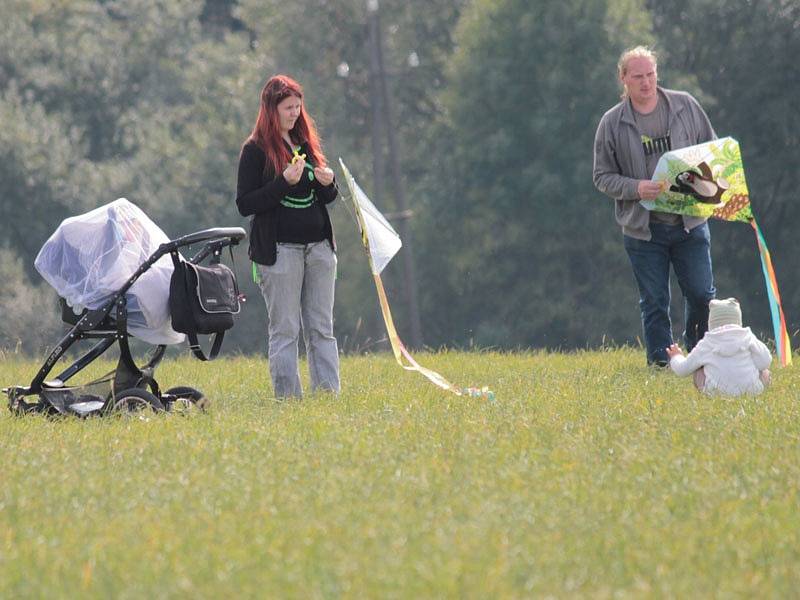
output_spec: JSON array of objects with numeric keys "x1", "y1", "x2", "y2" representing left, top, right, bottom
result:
[{"x1": 647, "y1": 359, "x2": 668, "y2": 369}]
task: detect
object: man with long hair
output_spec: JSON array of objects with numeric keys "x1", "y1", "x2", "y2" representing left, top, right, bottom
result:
[
  {"x1": 593, "y1": 47, "x2": 717, "y2": 367},
  {"x1": 236, "y1": 75, "x2": 339, "y2": 398}
]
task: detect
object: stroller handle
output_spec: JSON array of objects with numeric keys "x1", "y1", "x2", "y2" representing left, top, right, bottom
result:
[
  {"x1": 167, "y1": 227, "x2": 247, "y2": 250},
  {"x1": 75, "y1": 226, "x2": 246, "y2": 307}
]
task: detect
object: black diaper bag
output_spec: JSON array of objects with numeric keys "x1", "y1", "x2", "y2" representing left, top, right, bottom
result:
[{"x1": 169, "y1": 251, "x2": 240, "y2": 360}]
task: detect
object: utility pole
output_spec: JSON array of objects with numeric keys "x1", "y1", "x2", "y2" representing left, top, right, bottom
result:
[
  {"x1": 366, "y1": 0, "x2": 386, "y2": 213},
  {"x1": 366, "y1": 0, "x2": 423, "y2": 348}
]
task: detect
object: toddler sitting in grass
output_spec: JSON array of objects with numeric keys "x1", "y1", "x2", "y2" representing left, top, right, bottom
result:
[{"x1": 666, "y1": 298, "x2": 772, "y2": 396}]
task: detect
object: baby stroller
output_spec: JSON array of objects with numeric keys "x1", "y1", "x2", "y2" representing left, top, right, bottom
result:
[{"x1": 3, "y1": 199, "x2": 245, "y2": 417}]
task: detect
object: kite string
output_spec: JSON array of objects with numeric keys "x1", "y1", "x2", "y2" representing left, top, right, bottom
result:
[{"x1": 338, "y1": 182, "x2": 363, "y2": 232}]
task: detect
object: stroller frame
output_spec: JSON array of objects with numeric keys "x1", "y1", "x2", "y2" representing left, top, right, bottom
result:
[{"x1": 4, "y1": 227, "x2": 246, "y2": 417}]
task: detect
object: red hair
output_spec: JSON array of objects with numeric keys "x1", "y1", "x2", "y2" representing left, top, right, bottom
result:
[{"x1": 248, "y1": 74, "x2": 327, "y2": 174}]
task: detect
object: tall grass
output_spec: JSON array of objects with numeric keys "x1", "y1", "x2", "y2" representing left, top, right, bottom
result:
[{"x1": 1, "y1": 349, "x2": 798, "y2": 597}]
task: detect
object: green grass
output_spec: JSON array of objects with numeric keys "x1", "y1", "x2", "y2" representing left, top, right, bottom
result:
[{"x1": 1, "y1": 349, "x2": 799, "y2": 598}]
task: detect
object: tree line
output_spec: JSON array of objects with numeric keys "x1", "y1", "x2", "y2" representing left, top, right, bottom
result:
[{"x1": 1, "y1": 0, "x2": 798, "y2": 357}]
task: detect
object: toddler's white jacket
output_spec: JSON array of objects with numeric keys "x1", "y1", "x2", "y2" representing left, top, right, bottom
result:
[{"x1": 670, "y1": 325, "x2": 772, "y2": 396}]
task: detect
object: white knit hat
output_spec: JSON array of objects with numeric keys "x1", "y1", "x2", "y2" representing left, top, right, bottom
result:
[{"x1": 708, "y1": 297, "x2": 742, "y2": 330}]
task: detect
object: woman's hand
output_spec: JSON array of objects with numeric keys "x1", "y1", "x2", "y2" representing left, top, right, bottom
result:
[
  {"x1": 314, "y1": 166, "x2": 334, "y2": 187},
  {"x1": 283, "y1": 158, "x2": 305, "y2": 185},
  {"x1": 666, "y1": 343, "x2": 683, "y2": 359}
]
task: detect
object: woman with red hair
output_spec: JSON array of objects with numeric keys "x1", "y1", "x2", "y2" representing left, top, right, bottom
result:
[{"x1": 236, "y1": 75, "x2": 339, "y2": 399}]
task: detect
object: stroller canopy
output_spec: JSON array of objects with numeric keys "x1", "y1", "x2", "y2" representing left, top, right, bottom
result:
[{"x1": 35, "y1": 198, "x2": 185, "y2": 345}]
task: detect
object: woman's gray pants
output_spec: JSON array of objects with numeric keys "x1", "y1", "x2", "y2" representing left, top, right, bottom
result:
[{"x1": 257, "y1": 241, "x2": 340, "y2": 398}]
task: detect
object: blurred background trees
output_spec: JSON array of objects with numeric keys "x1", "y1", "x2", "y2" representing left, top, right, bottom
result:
[{"x1": 1, "y1": 0, "x2": 797, "y2": 357}]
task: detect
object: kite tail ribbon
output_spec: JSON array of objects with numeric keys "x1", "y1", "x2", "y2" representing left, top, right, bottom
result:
[
  {"x1": 339, "y1": 157, "x2": 494, "y2": 399},
  {"x1": 750, "y1": 218, "x2": 792, "y2": 366},
  {"x1": 373, "y1": 273, "x2": 494, "y2": 400}
]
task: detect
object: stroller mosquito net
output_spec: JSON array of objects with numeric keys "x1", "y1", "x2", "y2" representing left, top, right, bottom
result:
[{"x1": 34, "y1": 198, "x2": 185, "y2": 345}]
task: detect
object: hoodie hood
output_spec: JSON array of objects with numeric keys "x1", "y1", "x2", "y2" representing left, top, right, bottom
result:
[{"x1": 704, "y1": 325, "x2": 755, "y2": 357}]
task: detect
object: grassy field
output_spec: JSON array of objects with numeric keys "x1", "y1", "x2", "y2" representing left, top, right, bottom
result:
[{"x1": 1, "y1": 348, "x2": 799, "y2": 598}]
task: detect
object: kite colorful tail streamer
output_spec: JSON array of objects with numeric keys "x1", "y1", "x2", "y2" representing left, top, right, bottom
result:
[
  {"x1": 750, "y1": 218, "x2": 792, "y2": 367},
  {"x1": 372, "y1": 272, "x2": 495, "y2": 401}
]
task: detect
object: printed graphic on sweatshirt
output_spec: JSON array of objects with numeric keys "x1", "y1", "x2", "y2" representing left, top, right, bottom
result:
[
  {"x1": 641, "y1": 133, "x2": 672, "y2": 156},
  {"x1": 281, "y1": 162, "x2": 316, "y2": 208}
]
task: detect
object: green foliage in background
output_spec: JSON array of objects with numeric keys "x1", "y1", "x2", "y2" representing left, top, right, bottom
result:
[
  {"x1": 0, "y1": 0, "x2": 267, "y2": 353},
  {"x1": 0, "y1": 249, "x2": 60, "y2": 353},
  {"x1": 2, "y1": 351, "x2": 799, "y2": 596},
  {"x1": 415, "y1": 0, "x2": 653, "y2": 349},
  {"x1": 1, "y1": 0, "x2": 798, "y2": 355}
]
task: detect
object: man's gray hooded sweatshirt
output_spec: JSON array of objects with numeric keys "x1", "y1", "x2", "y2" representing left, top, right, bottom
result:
[{"x1": 592, "y1": 87, "x2": 716, "y2": 241}]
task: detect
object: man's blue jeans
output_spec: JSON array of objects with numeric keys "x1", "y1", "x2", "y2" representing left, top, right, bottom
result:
[{"x1": 623, "y1": 222, "x2": 716, "y2": 366}]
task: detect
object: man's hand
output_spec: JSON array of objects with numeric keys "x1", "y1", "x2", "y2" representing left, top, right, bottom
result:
[
  {"x1": 637, "y1": 180, "x2": 663, "y2": 200},
  {"x1": 283, "y1": 158, "x2": 305, "y2": 185},
  {"x1": 314, "y1": 166, "x2": 334, "y2": 186}
]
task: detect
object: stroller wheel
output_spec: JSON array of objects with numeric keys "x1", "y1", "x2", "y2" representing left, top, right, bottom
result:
[
  {"x1": 164, "y1": 386, "x2": 210, "y2": 413},
  {"x1": 109, "y1": 388, "x2": 165, "y2": 415}
]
